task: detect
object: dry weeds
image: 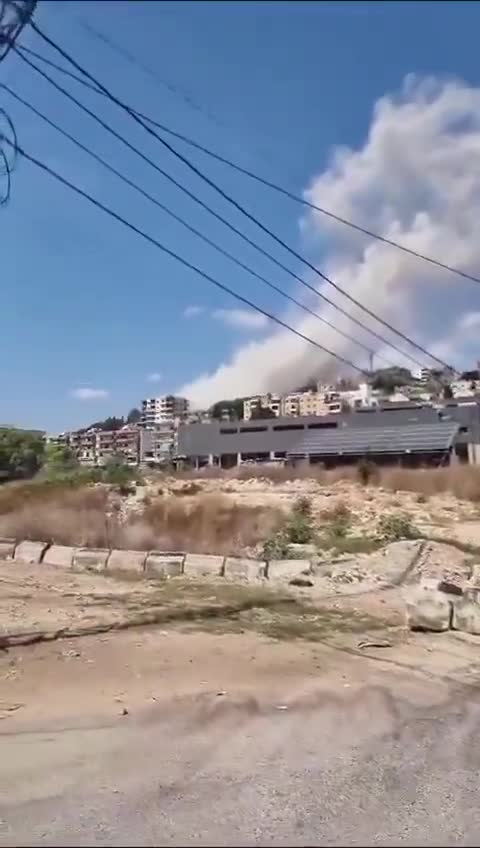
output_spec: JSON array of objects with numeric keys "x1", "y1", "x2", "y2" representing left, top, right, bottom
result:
[
  {"x1": 0, "y1": 483, "x2": 284, "y2": 555},
  {"x1": 171, "y1": 462, "x2": 480, "y2": 501}
]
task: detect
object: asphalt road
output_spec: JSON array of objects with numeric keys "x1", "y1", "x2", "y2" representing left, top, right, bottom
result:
[{"x1": 2, "y1": 681, "x2": 480, "y2": 847}]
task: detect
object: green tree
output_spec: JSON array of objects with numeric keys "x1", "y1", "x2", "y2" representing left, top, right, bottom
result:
[
  {"x1": 0, "y1": 428, "x2": 45, "y2": 482},
  {"x1": 371, "y1": 367, "x2": 414, "y2": 394},
  {"x1": 41, "y1": 443, "x2": 80, "y2": 482},
  {"x1": 88, "y1": 416, "x2": 125, "y2": 431},
  {"x1": 443, "y1": 384, "x2": 454, "y2": 400},
  {"x1": 250, "y1": 405, "x2": 277, "y2": 420}
]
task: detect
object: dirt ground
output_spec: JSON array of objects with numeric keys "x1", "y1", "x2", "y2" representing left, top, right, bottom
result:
[
  {"x1": 3, "y1": 553, "x2": 480, "y2": 846},
  {"x1": 2, "y1": 553, "x2": 480, "y2": 729},
  {"x1": 132, "y1": 475, "x2": 480, "y2": 543}
]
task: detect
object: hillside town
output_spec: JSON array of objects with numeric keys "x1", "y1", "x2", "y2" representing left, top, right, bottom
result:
[{"x1": 47, "y1": 366, "x2": 480, "y2": 470}]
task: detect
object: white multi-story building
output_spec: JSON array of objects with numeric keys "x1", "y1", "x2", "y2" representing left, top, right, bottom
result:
[{"x1": 141, "y1": 395, "x2": 189, "y2": 427}]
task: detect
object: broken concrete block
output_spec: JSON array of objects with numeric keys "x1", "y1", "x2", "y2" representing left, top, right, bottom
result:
[
  {"x1": 72, "y1": 548, "x2": 110, "y2": 573},
  {"x1": 452, "y1": 593, "x2": 480, "y2": 635},
  {"x1": 287, "y1": 543, "x2": 318, "y2": 558},
  {"x1": 144, "y1": 552, "x2": 184, "y2": 579},
  {"x1": 183, "y1": 553, "x2": 224, "y2": 577},
  {"x1": 469, "y1": 563, "x2": 480, "y2": 587},
  {"x1": 0, "y1": 538, "x2": 16, "y2": 559},
  {"x1": 43, "y1": 545, "x2": 75, "y2": 569},
  {"x1": 14, "y1": 540, "x2": 49, "y2": 564},
  {"x1": 224, "y1": 557, "x2": 265, "y2": 581},
  {"x1": 405, "y1": 583, "x2": 453, "y2": 631},
  {"x1": 108, "y1": 549, "x2": 147, "y2": 575},
  {"x1": 267, "y1": 559, "x2": 311, "y2": 581}
]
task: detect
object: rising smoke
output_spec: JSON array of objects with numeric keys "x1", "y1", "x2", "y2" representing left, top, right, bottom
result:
[{"x1": 179, "y1": 75, "x2": 480, "y2": 406}]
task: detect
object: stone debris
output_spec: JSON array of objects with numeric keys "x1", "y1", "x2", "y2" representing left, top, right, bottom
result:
[{"x1": 405, "y1": 581, "x2": 453, "y2": 632}]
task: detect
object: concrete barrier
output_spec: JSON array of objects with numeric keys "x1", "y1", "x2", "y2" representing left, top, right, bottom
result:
[
  {"x1": 145, "y1": 552, "x2": 184, "y2": 579},
  {"x1": 267, "y1": 559, "x2": 311, "y2": 582},
  {"x1": 14, "y1": 540, "x2": 49, "y2": 564},
  {"x1": 72, "y1": 548, "x2": 110, "y2": 573},
  {"x1": 0, "y1": 538, "x2": 16, "y2": 559},
  {"x1": 184, "y1": 553, "x2": 224, "y2": 578},
  {"x1": 452, "y1": 590, "x2": 480, "y2": 635},
  {"x1": 405, "y1": 581, "x2": 453, "y2": 631},
  {"x1": 224, "y1": 557, "x2": 265, "y2": 581},
  {"x1": 108, "y1": 549, "x2": 147, "y2": 575},
  {"x1": 43, "y1": 545, "x2": 75, "y2": 569}
]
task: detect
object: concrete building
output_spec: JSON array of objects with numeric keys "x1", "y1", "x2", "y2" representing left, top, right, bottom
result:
[
  {"x1": 243, "y1": 394, "x2": 281, "y2": 420},
  {"x1": 141, "y1": 395, "x2": 189, "y2": 427},
  {"x1": 139, "y1": 423, "x2": 176, "y2": 467},
  {"x1": 178, "y1": 401, "x2": 480, "y2": 469},
  {"x1": 96, "y1": 427, "x2": 139, "y2": 467},
  {"x1": 298, "y1": 390, "x2": 342, "y2": 416},
  {"x1": 60, "y1": 426, "x2": 139, "y2": 467}
]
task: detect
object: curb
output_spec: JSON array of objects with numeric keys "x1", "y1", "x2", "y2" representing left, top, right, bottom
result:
[{"x1": 0, "y1": 536, "x2": 311, "y2": 583}]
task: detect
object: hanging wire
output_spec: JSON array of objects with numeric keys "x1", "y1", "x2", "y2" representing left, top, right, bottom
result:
[
  {"x1": 0, "y1": 108, "x2": 16, "y2": 203},
  {"x1": 0, "y1": 1, "x2": 36, "y2": 201}
]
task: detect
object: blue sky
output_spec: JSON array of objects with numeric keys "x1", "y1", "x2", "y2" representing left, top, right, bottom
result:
[{"x1": 2, "y1": 0, "x2": 480, "y2": 432}]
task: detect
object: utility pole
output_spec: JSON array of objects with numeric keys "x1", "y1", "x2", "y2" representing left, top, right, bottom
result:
[
  {"x1": 368, "y1": 351, "x2": 374, "y2": 374},
  {"x1": 0, "y1": 0, "x2": 36, "y2": 61}
]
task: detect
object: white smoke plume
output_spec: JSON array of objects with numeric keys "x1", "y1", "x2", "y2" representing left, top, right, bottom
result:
[{"x1": 179, "y1": 75, "x2": 480, "y2": 406}]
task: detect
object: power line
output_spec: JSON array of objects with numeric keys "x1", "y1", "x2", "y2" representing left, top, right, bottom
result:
[
  {"x1": 3, "y1": 82, "x2": 398, "y2": 368},
  {"x1": 14, "y1": 47, "x2": 428, "y2": 371},
  {"x1": 7, "y1": 136, "x2": 369, "y2": 376},
  {"x1": 27, "y1": 20, "x2": 454, "y2": 372},
  {"x1": 79, "y1": 19, "x2": 227, "y2": 132},
  {"x1": 21, "y1": 39, "x2": 480, "y2": 296},
  {"x1": 71, "y1": 27, "x2": 480, "y2": 291}
]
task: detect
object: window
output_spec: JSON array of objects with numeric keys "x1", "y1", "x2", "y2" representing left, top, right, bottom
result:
[
  {"x1": 240, "y1": 426, "x2": 268, "y2": 433},
  {"x1": 220, "y1": 428, "x2": 238, "y2": 434},
  {"x1": 307, "y1": 421, "x2": 338, "y2": 430},
  {"x1": 459, "y1": 426, "x2": 469, "y2": 433},
  {"x1": 273, "y1": 424, "x2": 305, "y2": 431}
]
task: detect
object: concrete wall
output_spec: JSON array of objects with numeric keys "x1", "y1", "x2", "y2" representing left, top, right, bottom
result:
[{"x1": 1, "y1": 538, "x2": 310, "y2": 585}]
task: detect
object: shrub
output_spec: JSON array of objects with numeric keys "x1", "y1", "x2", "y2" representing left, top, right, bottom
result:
[
  {"x1": 377, "y1": 512, "x2": 418, "y2": 542},
  {"x1": 357, "y1": 459, "x2": 378, "y2": 486},
  {"x1": 321, "y1": 501, "x2": 351, "y2": 538},
  {"x1": 286, "y1": 497, "x2": 315, "y2": 544},
  {"x1": 262, "y1": 529, "x2": 290, "y2": 560}
]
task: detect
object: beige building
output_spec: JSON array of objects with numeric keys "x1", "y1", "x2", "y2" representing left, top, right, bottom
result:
[
  {"x1": 60, "y1": 426, "x2": 139, "y2": 467},
  {"x1": 141, "y1": 395, "x2": 189, "y2": 427}
]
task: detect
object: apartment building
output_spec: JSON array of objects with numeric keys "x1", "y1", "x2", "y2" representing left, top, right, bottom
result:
[
  {"x1": 69, "y1": 429, "x2": 97, "y2": 466},
  {"x1": 298, "y1": 390, "x2": 342, "y2": 416},
  {"x1": 141, "y1": 395, "x2": 189, "y2": 427},
  {"x1": 60, "y1": 426, "x2": 139, "y2": 467},
  {"x1": 243, "y1": 394, "x2": 281, "y2": 420},
  {"x1": 139, "y1": 423, "x2": 176, "y2": 466},
  {"x1": 96, "y1": 427, "x2": 139, "y2": 466}
]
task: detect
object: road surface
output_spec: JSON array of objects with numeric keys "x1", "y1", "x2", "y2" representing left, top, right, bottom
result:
[{"x1": 1, "y1": 627, "x2": 480, "y2": 846}]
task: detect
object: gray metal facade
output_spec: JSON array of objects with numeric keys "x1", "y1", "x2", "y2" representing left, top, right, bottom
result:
[
  {"x1": 287, "y1": 422, "x2": 459, "y2": 459},
  {"x1": 177, "y1": 401, "x2": 480, "y2": 459}
]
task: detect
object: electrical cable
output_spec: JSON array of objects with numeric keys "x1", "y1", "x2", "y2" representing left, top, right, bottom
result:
[
  {"x1": 7, "y1": 136, "x2": 370, "y2": 376},
  {"x1": 2, "y1": 81, "x2": 400, "y2": 368},
  {"x1": 69, "y1": 25, "x2": 480, "y2": 290},
  {"x1": 27, "y1": 20, "x2": 454, "y2": 372},
  {"x1": 14, "y1": 45, "x2": 433, "y2": 372}
]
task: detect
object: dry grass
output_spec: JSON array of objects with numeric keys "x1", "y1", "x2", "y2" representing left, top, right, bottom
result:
[
  {"x1": 379, "y1": 465, "x2": 480, "y2": 501},
  {"x1": 174, "y1": 462, "x2": 480, "y2": 501},
  {"x1": 120, "y1": 494, "x2": 284, "y2": 555},
  {"x1": 0, "y1": 483, "x2": 284, "y2": 555}
]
